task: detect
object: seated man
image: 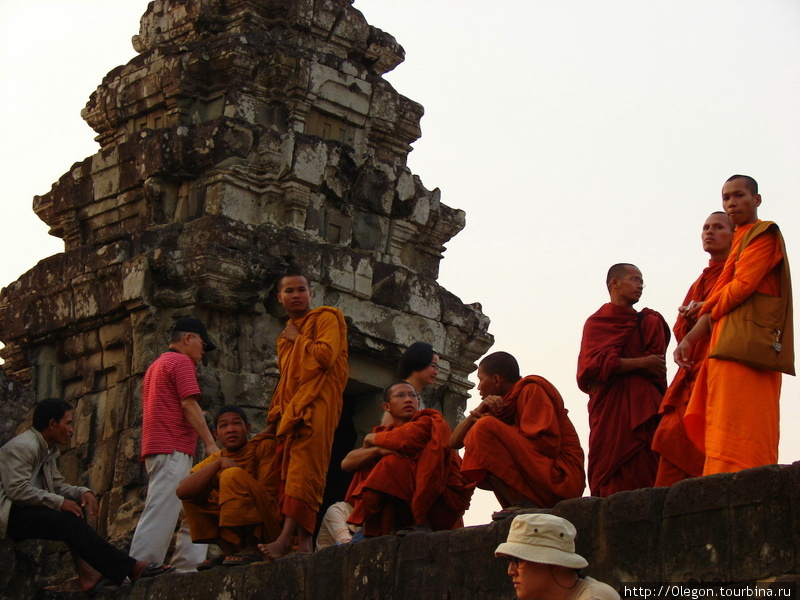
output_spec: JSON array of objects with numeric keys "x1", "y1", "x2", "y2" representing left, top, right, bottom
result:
[
  {"x1": 495, "y1": 513, "x2": 619, "y2": 600},
  {"x1": 315, "y1": 501, "x2": 359, "y2": 551},
  {"x1": 342, "y1": 381, "x2": 473, "y2": 536},
  {"x1": 177, "y1": 405, "x2": 280, "y2": 568},
  {"x1": 0, "y1": 399, "x2": 172, "y2": 594},
  {"x1": 450, "y1": 352, "x2": 585, "y2": 517}
]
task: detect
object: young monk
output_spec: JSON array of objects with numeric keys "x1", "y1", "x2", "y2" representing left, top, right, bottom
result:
[
  {"x1": 652, "y1": 212, "x2": 733, "y2": 486},
  {"x1": 450, "y1": 352, "x2": 585, "y2": 519},
  {"x1": 343, "y1": 381, "x2": 473, "y2": 536},
  {"x1": 577, "y1": 264, "x2": 670, "y2": 497},
  {"x1": 177, "y1": 406, "x2": 280, "y2": 568},
  {"x1": 676, "y1": 175, "x2": 793, "y2": 474},
  {"x1": 258, "y1": 271, "x2": 349, "y2": 558}
]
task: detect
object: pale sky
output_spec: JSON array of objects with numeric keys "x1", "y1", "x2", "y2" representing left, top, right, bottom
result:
[{"x1": 1, "y1": 1, "x2": 799, "y2": 526}]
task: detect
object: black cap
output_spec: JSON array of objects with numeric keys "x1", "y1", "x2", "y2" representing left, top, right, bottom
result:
[{"x1": 171, "y1": 317, "x2": 217, "y2": 352}]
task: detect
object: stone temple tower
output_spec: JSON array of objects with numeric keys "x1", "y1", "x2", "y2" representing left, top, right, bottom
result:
[{"x1": 0, "y1": 0, "x2": 492, "y2": 545}]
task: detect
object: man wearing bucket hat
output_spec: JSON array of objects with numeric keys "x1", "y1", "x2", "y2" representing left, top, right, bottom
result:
[
  {"x1": 495, "y1": 514, "x2": 619, "y2": 600},
  {"x1": 129, "y1": 317, "x2": 219, "y2": 572}
]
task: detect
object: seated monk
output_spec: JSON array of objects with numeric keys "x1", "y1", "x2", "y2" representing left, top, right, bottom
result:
[
  {"x1": 342, "y1": 381, "x2": 474, "y2": 536},
  {"x1": 451, "y1": 351, "x2": 585, "y2": 518},
  {"x1": 177, "y1": 405, "x2": 281, "y2": 568}
]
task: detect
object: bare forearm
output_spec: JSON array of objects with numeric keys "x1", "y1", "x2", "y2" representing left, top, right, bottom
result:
[
  {"x1": 181, "y1": 397, "x2": 217, "y2": 450},
  {"x1": 341, "y1": 446, "x2": 382, "y2": 472},
  {"x1": 685, "y1": 313, "x2": 712, "y2": 344},
  {"x1": 449, "y1": 411, "x2": 479, "y2": 449},
  {"x1": 176, "y1": 461, "x2": 220, "y2": 500}
]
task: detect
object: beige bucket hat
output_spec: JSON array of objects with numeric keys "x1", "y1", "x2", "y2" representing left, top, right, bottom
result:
[{"x1": 494, "y1": 514, "x2": 589, "y2": 569}]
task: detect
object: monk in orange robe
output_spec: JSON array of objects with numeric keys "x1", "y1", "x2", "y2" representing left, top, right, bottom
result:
[
  {"x1": 177, "y1": 406, "x2": 280, "y2": 567},
  {"x1": 652, "y1": 212, "x2": 733, "y2": 486},
  {"x1": 450, "y1": 351, "x2": 585, "y2": 517},
  {"x1": 257, "y1": 271, "x2": 349, "y2": 558},
  {"x1": 343, "y1": 381, "x2": 473, "y2": 536},
  {"x1": 676, "y1": 175, "x2": 792, "y2": 475},
  {"x1": 578, "y1": 263, "x2": 670, "y2": 497}
]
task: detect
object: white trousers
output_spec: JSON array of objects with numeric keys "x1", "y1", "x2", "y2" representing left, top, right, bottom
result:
[{"x1": 129, "y1": 451, "x2": 208, "y2": 572}]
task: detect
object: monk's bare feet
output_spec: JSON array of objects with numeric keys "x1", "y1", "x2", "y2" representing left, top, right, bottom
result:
[{"x1": 258, "y1": 540, "x2": 290, "y2": 561}]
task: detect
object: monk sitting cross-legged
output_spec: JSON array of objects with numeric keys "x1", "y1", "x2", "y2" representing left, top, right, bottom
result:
[
  {"x1": 450, "y1": 351, "x2": 585, "y2": 520},
  {"x1": 177, "y1": 405, "x2": 280, "y2": 568},
  {"x1": 343, "y1": 381, "x2": 474, "y2": 536}
]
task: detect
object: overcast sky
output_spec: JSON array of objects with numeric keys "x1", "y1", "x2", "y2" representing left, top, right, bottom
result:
[{"x1": 1, "y1": 1, "x2": 798, "y2": 525}]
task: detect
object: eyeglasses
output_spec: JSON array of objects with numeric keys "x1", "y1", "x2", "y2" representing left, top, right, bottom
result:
[
  {"x1": 190, "y1": 334, "x2": 207, "y2": 349},
  {"x1": 390, "y1": 391, "x2": 419, "y2": 400},
  {"x1": 429, "y1": 363, "x2": 440, "y2": 371}
]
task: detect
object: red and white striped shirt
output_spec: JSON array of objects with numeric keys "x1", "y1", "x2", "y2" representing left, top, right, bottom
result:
[{"x1": 140, "y1": 350, "x2": 202, "y2": 459}]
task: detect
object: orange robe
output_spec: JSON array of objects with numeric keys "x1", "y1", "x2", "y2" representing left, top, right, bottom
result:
[
  {"x1": 346, "y1": 409, "x2": 474, "y2": 536},
  {"x1": 460, "y1": 375, "x2": 585, "y2": 508},
  {"x1": 685, "y1": 222, "x2": 784, "y2": 474},
  {"x1": 652, "y1": 260, "x2": 724, "y2": 486},
  {"x1": 577, "y1": 304, "x2": 670, "y2": 497},
  {"x1": 182, "y1": 431, "x2": 281, "y2": 550},
  {"x1": 267, "y1": 307, "x2": 348, "y2": 535}
]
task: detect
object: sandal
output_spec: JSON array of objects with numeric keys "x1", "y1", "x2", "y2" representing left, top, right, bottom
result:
[
  {"x1": 222, "y1": 551, "x2": 264, "y2": 566},
  {"x1": 196, "y1": 555, "x2": 227, "y2": 571},
  {"x1": 138, "y1": 562, "x2": 175, "y2": 578}
]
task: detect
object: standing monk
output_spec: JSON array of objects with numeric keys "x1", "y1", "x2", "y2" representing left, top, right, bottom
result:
[
  {"x1": 450, "y1": 352, "x2": 585, "y2": 518},
  {"x1": 652, "y1": 212, "x2": 733, "y2": 486},
  {"x1": 258, "y1": 271, "x2": 348, "y2": 558},
  {"x1": 129, "y1": 317, "x2": 218, "y2": 571},
  {"x1": 577, "y1": 264, "x2": 670, "y2": 497},
  {"x1": 343, "y1": 381, "x2": 473, "y2": 536},
  {"x1": 675, "y1": 175, "x2": 793, "y2": 474}
]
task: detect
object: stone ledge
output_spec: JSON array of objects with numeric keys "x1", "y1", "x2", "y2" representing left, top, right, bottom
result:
[{"x1": 6, "y1": 463, "x2": 800, "y2": 599}]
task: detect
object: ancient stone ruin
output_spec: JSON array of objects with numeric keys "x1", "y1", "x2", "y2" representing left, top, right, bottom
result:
[{"x1": 0, "y1": 0, "x2": 492, "y2": 567}]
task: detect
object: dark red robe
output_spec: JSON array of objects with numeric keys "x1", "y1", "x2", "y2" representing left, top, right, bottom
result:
[
  {"x1": 346, "y1": 409, "x2": 473, "y2": 536},
  {"x1": 651, "y1": 261, "x2": 724, "y2": 486},
  {"x1": 577, "y1": 303, "x2": 670, "y2": 497},
  {"x1": 460, "y1": 375, "x2": 585, "y2": 508}
]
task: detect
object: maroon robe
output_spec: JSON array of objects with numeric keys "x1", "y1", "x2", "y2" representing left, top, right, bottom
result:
[
  {"x1": 652, "y1": 261, "x2": 724, "y2": 486},
  {"x1": 577, "y1": 303, "x2": 670, "y2": 497},
  {"x1": 346, "y1": 409, "x2": 473, "y2": 536},
  {"x1": 461, "y1": 375, "x2": 585, "y2": 508}
]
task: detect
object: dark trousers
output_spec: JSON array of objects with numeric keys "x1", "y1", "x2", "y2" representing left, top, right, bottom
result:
[{"x1": 7, "y1": 504, "x2": 136, "y2": 585}]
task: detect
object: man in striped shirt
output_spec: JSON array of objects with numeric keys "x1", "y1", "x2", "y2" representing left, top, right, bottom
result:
[{"x1": 129, "y1": 317, "x2": 219, "y2": 572}]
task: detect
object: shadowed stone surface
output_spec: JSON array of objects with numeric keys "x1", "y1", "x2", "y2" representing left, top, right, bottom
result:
[{"x1": 10, "y1": 466, "x2": 800, "y2": 599}]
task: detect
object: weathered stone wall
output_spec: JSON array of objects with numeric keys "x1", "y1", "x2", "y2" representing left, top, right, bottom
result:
[
  {"x1": 0, "y1": 368, "x2": 35, "y2": 447},
  {"x1": 3, "y1": 464, "x2": 800, "y2": 599},
  {"x1": 0, "y1": 0, "x2": 492, "y2": 555}
]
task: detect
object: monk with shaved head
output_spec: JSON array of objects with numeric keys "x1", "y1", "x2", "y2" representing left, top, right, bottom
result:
[
  {"x1": 343, "y1": 381, "x2": 473, "y2": 535},
  {"x1": 652, "y1": 212, "x2": 733, "y2": 486},
  {"x1": 258, "y1": 270, "x2": 349, "y2": 558},
  {"x1": 675, "y1": 175, "x2": 794, "y2": 475},
  {"x1": 451, "y1": 352, "x2": 585, "y2": 518},
  {"x1": 578, "y1": 264, "x2": 670, "y2": 497}
]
